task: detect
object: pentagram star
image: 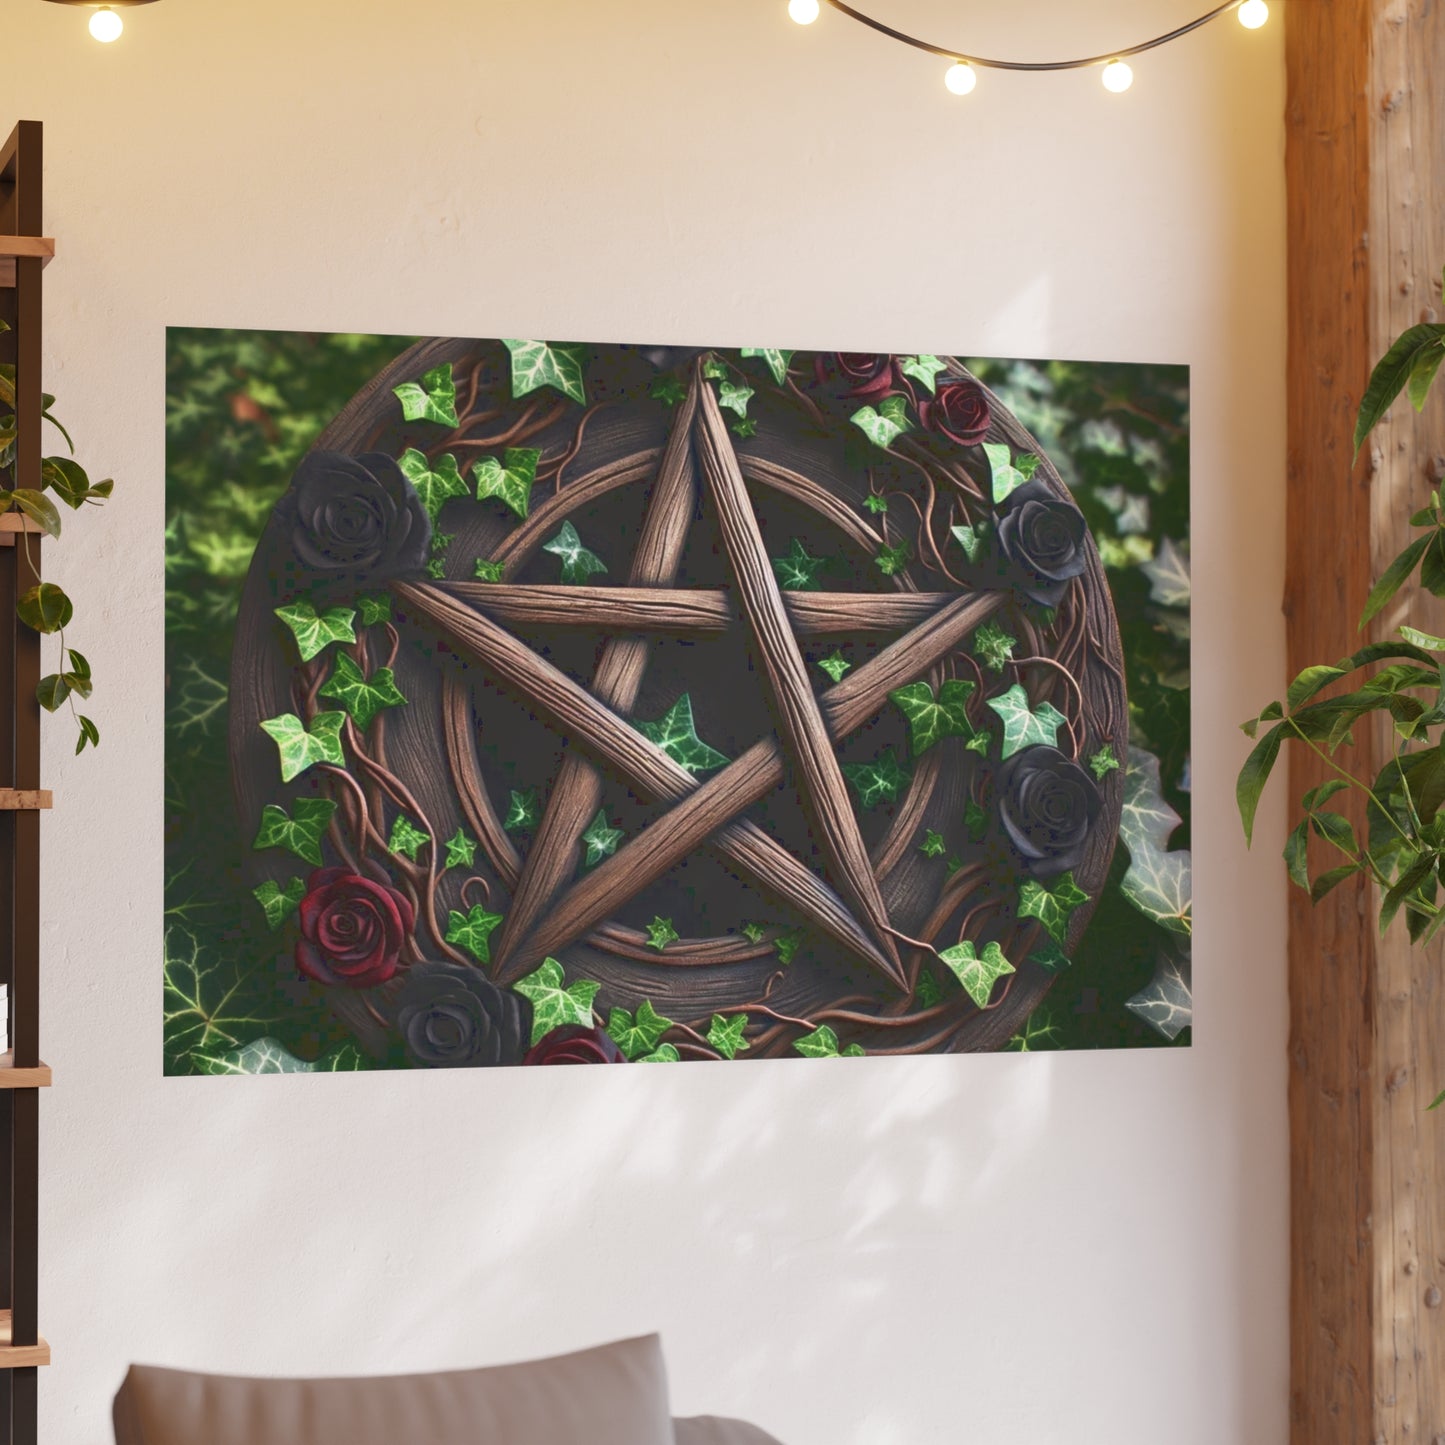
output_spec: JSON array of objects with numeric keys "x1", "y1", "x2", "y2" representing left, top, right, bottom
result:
[{"x1": 394, "y1": 366, "x2": 1007, "y2": 991}]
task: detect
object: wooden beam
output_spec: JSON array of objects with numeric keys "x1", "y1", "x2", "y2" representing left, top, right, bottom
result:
[
  {"x1": 0, "y1": 239, "x2": 53, "y2": 292},
  {"x1": 1286, "y1": 3, "x2": 1445, "y2": 1441}
]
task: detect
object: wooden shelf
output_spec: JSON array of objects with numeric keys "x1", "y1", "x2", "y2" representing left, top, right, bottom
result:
[
  {"x1": 0, "y1": 516, "x2": 44, "y2": 548},
  {"x1": 0, "y1": 1312, "x2": 49, "y2": 1370},
  {"x1": 0, "y1": 792, "x2": 51, "y2": 813},
  {"x1": 0, "y1": 237, "x2": 54, "y2": 290},
  {"x1": 0, "y1": 1057, "x2": 50, "y2": 1090}
]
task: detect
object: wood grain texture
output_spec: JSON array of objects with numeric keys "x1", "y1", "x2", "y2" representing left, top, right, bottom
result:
[
  {"x1": 1286, "y1": 3, "x2": 1445, "y2": 1440},
  {"x1": 0, "y1": 793, "x2": 49, "y2": 812},
  {"x1": 0, "y1": 1057, "x2": 49, "y2": 1090},
  {"x1": 694, "y1": 374, "x2": 903, "y2": 983}
]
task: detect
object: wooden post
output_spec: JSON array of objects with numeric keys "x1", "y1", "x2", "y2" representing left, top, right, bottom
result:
[{"x1": 1286, "y1": 3, "x2": 1445, "y2": 1441}]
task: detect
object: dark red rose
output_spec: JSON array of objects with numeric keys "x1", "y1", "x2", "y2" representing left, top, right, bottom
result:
[
  {"x1": 295, "y1": 867, "x2": 414, "y2": 989},
  {"x1": 920, "y1": 379, "x2": 991, "y2": 447},
  {"x1": 833, "y1": 353, "x2": 896, "y2": 400},
  {"x1": 523, "y1": 1024, "x2": 626, "y2": 1066}
]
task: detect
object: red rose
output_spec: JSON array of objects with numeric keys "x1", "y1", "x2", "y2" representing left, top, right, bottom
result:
[
  {"x1": 295, "y1": 867, "x2": 414, "y2": 989},
  {"x1": 920, "y1": 379, "x2": 991, "y2": 446},
  {"x1": 523, "y1": 1025, "x2": 626, "y2": 1066},
  {"x1": 833, "y1": 353, "x2": 896, "y2": 400}
]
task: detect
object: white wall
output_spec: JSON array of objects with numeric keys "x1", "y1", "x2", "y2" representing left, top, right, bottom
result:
[{"x1": 9, "y1": 3, "x2": 1289, "y2": 1442}]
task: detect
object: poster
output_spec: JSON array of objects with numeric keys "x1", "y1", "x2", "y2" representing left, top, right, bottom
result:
[{"x1": 164, "y1": 332, "x2": 1190, "y2": 1073}]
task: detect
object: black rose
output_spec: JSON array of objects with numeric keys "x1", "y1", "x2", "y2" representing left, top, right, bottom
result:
[
  {"x1": 394, "y1": 962, "x2": 531, "y2": 1068},
  {"x1": 994, "y1": 479, "x2": 1089, "y2": 606},
  {"x1": 279, "y1": 450, "x2": 431, "y2": 588},
  {"x1": 995, "y1": 745, "x2": 1102, "y2": 878}
]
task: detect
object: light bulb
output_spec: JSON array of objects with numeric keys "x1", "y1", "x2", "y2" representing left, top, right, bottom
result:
[
  {"x1": 89, "y1": 6, "x2": 123, "y2": 42},
  {"x1": 788, "y1": 0, "x2": 820, "y2": 23},
  {"x1": 1238, "y1": 0, "x2": 1269, "y2": 28},
  {"x1": 1101, "y1": 58, "x2": 1133, "y2": 93},
  {"x1": 944, "y1": 61, "x2": 977, "y2": 95}
]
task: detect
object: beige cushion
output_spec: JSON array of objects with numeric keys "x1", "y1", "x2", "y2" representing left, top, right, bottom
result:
[
  {"x1": 113, "y1": 1334, "x2": 674, "y2": 1445},
  {"x1": 674, "y1": 1416, "x2": 785, "y2": 1445}
]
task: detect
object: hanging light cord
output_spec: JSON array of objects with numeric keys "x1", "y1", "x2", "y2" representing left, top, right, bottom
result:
[{"x1": 821, "y1": 0, "x2": 1244, "y2": 71}]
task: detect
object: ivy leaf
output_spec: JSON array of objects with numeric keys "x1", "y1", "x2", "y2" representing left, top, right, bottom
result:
[
  {"x1": 731, "y1": 417, "x2": 758, "y2": 439},
  {"x1": 951, "y1": 520, "x2": 990, "y2": 562},
  {"x1": 646, "y1": 916, "x2": 679, "y2": 951},
  {"x1": 473, "y1": 558, "x2": 505, "y2": 582},
  {"x1": 874, "y1": 540, "x2": 911, "y2": 577},
  {"x1": 986, "y1": 684, "x2": 1067, "y2": 758},
  {"x1": 937, "y1": 939, "x2": 1016, "y2": 1009},
  {"x1": 1007, "y1": 1008, "x2": 1061, "y2": 1053},
  {"x1": 252, "y1": 797, "x2": 338, "y2": 866},
  {"x1": 889, "y1": 678, "x2": 977, "y2": 755},
  {"x1": 1028, "y1": 938, "x2": 1072, "y2": 973},
  {"x1": 259, "y1": 711, "x2": 346, "y2": 782},
  {"x1": 1017, "y1": 872, "x2": 1089, "y2": 946},
  {"x1": 741, "y1": 921, "x2": 768, "y2": 944},
  {"x1": 775, "y1": 930, "x2": 805, "y2": 964},
  {"x1": 388, "y1": 814, "x2": 430, "y2": 860},
  {"x1": 502, "y1": 339, "x2": 588, "y2": 405},
  {"x1": 707, "y1": 1013, "x2": 751, "y2": 1060},
  {"x1": 274, "y1": 601, "x2": 357, "y2": 663},
  {"x1": 606, "y1": 999, "x2": 674, "y2": 1060},
  {"x1": 194, "y1": 1037, "x2": 371, "y2": 1075},
  {"x1": 1120, "y1": 745, "x2": 1182, "y2": 855},
  {"x1": 393, "y1": 363, "x2": 459, "y2": 427},
  {"x1": 772, "y1": 538, "x2": 828, "y2": 591},
  {"x1": 850, "y1": 395, "x2": 912, "y2": 450},
  {"x1": 964, "y1": 798, "x2": 988, "y2": 842},
  {"x1": 1016, "y1": 455, "x2": 1041, "y2": 481},
  {"x1": 318, "y1": 652, "x2": 407, "y2": 732},
  {"x1": 253, "y1": 876, "x2": 306, "y2": 931},
  {"x1": 473, "y1": 447, "x2": 541, "y2": 521},
  {"x1": 793, "y1": 1025, "x2": 843, "y2": 1058},
  {"x1": 445, "y1": 903, "x2": 504, "y2": 964},
  {"x1": 917, "y1": 971, "x2": 942, "y2": 1007},
  {"x1": 1121, "y1": 843, "x2": 1192, "y2": 936},
  {"x1": 651, "y1": 376, "x2": 687, "y2": 407},
  {"x1": 899, "y1": 354, "x2": 949, "y2": 394},
  {"x1": 444, "y1": 829, "x2": 477, "y2": 870},
  {"x1": 717, "y1": 380, "x2": 754, "y2": 418},
  {"x1": 1089, "y1": 744, "x2": 1121, "y2": 781},
  {"x1": 542, "y1": 519, "x2": 609, "y2": 583},
  {"x1": 397, "y1": 447, "x2": 468, "y2": 525},
  {"x1": 355, "y1": 592, "x2": 392, "y2": 626},
  {"x1": 702, "y1": 357, "x2": 730, "y2": 381},
  {"x1": 514, "y1": 958, "x2": 601, "y2": 1045},
  {"x1": 639, "y1": 1044, "x2": 681, "y2": 1063},
  {"x1": 842, "y1": 749, "x2": 911, "y2": 808},
  {"x1": 581, "y1": 809, "x2": 624, "y2": 867},
  {"x1": 635, "y1": 694, "x2": 729, "y2": 774},
  {"x1": 505, "y1": 788, "x2": 541, "y2": 832},
  {"x1": 1126, "y1": 955, "x2": 1193, "y2": 1040},
  {"x1": 740, "y1": 348, "x2": 795, "y2": 384},
  {"x1": 817, "y1": 651, "x2": 852, "y2": 683},
  {"x1": 919, "y1": 829, "x2": 946, "y2": 858},
  {"x1": 865, "y1": 494, "x2": 889, "y2": 515},
  {"x1": 972, "y1": 620, "x2": 1016, "y2": 673},
  {"x1": 983, "y1": 442, "x2": 1028, "y2": 504},
  {"x1": 1141, "y1": 538, "x2": 1191, "y2": 609}
]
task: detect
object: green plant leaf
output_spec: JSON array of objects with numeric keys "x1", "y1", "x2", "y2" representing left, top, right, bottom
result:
[
  {"x1": 274, "y1": 600, "x2": 357, "y2": 663},
  {"x1": 1355, "y1": 322, "x2": 1445, "y2": 454},
  {"x1": 899, "y1": 354, "x2": 948, "y2": 393},
  {"x1": 651, "y1": 376, "x2": 687, "y2": 407},
  {"x1": 444, "y1": 829, "x2": 477, "y2": 870},
  {"x1": 1401, "y1": 625, "x2": 1445, "y2": 650},
  {"x1": 702, "y1": 357, "x2": 730, "y2": 381},
  {"x1": 951, "y1": 519, "x2": 990, "y2": 561},
  {"x1": 775, "y1": 930, "x2": 805, "y2": 964},
  {"x1": 964, "y1": 798, "x2": 988, "y2": 841},
  {"x1": 505, "y1": 788, "x2": 541, "y2": 831},
  {"x1": 398, "y1": 447, "x2": 469, "y2": 525},
  {"x1": 1120, "y1": 746, "x2": 1183, "y2": 856},
  {"x1": 473, "y1": 446, "x2": 541, "y2": 521},
  {"x1": 919, "y1": 828, "x2": 946, "y2": 858},
  {"x1": 740, "y1": 348, "x2": 795, "y2": 385},
  {"x1": 817, "y1": 651, "x2": 852, "y2": 683},
  {"x1": 606, "y1": 999, "x2": 675, "y2": 1060},
  {"x1": 986, "y1": 684, "x2": 1067, "y2": 758},
  {"x1": 1121, "y1": 843, "x2": 1193, "y2": 935},
  {"x1": 1361, "y1": 535, "x2": 1431, "y2": 627},
  {"x1": 889, "y1": 678, "x2": 977, "y2": 755},
  {"x1": 252, "y1": 797, "x2": 338, "y2": 865},
  {"x1": 874, "y1": 540, "x2": 911, "y2": 577},
  {"x1": 1089, "y1": 744, "x2": 1120, "y2": 780},
  {"x1": 445, "y1": 903, "x2": 504, "y2": 963},
  {"x1": 194, "y1": 1037, "x2": 371, "y2": 1075},
  {"x1": 39, "y1": 456, "x2": 100, "y2": 510},
  {"x1": 35, "y1": 674, "x2": 69, "y2": 712},
  {"x1": 706, "y1": 1013, "x2": 751, "y2": 1060},
  {"x1": 937, "y1": 939, "x2": 1016, "y2": 1008},
  {"x1": 253, "y1": 877, "x2": 306, "y2": 931},
  {"x1": 850, "y1": 395, "x2": 912, "y2": 450},
  {"x1": 646, "y1": 915, "x2": 679, "y2": 950},
  {"x1": 16, "y1": 581, "x2": 71, "y2": 632},
  {"x1": 983, "y1": 442, "x2": 1028, "y2": 504},
  {"x1": 355, "y1": 592, "x2": 392, "y2": 626},
  {"x1": 542, "y1": 519, "x2": 609, "y2": 583},
  {"x1": 1028, "y1": 938, "x2": 1071, "y2": 973},
  {"x1": 731, "y1": 417, "x2": 758, "y2": 439},
  {"x1": 865, "y1": 493, "x2": 889, "y2": 515},
  {"x1": 972, "y1": 620, "x2": 1016, "y2": 673},
  {"x1": 793, "y1": 1024, "x2": 845, "y2": 1058},
  {"x1": 503, "y1": 339, "x2": 588, "y2": 405},
  {"x1": 1126, "y1": 956, "x2": 1192, "y2": 1040},
  {"x1": 474, "y1": 558, "x2": 505, "y2": 582},
  {"x1": 1408, "y1": 344, "x2": 1445, "y2": 411},
  {"x1": 1237, "y1": 720, "x2": 1285, "y2": 845},
  {"x1": 637, "y1": 1043, "x2": 680, "y2": 1062},
  {"x1": 388, "y1": 814, "x2": 430, "y2": 860},
  {"x1": 741, "y1": 921, "x2": 768, "y2": 944},
  {"x1": 581, "y1": 809, "x2": 624, "y2": 867},
  {"x1": 393, "y1": 363, "x2": 460, "y2": 427},
  {"x1": 318, "y1": 652, "x2": 407, "y2": 732},
  {"x1": 1017, "y1": 872, "x2": 1089, "y2": 946},
  {"x1": 259, "y1": 711, "x2": 346, "y2": 782},
  {"x1": 514, "y1": 958, "x2": 600, "y2": 1045},
  {"x1": 1141, "y1": 538, "x2": 1191, "y2": 609},
  {"x1": 842, "y1": 749, "x2": 911, "y2": 808},
  {"x1": 5, "y1": 488, "x2": 60, "y2": 538},
  {"x1": 635, "y1": 694, "x2": 729, "y2": 774},
  {"x1": 717, "y1": 380, "x2": 754, "y2": 417},
  {"x1": 771, "y1": 537, "x2": 828, "y2": 591}
]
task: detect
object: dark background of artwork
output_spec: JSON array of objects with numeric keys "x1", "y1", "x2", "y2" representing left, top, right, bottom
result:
[{"x1": 164, "y1": 330, "x2": 1190, "y2": 1071}]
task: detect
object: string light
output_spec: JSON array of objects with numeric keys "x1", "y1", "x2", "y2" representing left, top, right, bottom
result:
[
  {"x1": 790, "y1": 0, "x2": 1269, "y2": 91},
  {"x1": 944, "y1": 60, "x2": 977, "y2": 95},
  {"x1": 88, "y1": 5, "x2": 122, "y2": 40}
]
